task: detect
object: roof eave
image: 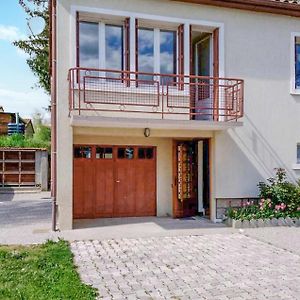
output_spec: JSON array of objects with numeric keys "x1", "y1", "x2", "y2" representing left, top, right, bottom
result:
[{"x1": 172, "y1": 0, "x2": 300, "y2": 17}]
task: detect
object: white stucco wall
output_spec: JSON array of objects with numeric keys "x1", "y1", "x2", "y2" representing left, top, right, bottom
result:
[{"x1": 56, "y1": 0, "x2": 300, "y2": 228}]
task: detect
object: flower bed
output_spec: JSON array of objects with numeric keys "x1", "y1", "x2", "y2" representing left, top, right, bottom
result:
[{"x1": 225, "y1": 169, "x2": 300, "y2": 227}]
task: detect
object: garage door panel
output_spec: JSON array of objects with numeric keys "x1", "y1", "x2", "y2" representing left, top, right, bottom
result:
[
  {"x1": 114, "y1": 161, "x2": 136, "y2": 217},
  {"x1": 94, "y1": 160, "x2": 114, "y2": 217},
  {"x1": 73, "y1": 161, "x2": 94, "y2": 218},
  {"x1": 135, "y1": 160, "x2": 156, "y2": 216}
]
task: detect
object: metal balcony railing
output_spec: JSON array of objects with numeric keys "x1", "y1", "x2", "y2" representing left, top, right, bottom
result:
[{"x1": 68, "y1": 68, "x2": 244, "y2": 122}]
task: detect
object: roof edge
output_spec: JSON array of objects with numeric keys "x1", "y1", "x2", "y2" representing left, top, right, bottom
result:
[{"x1": 172, "y1": 0, "x2": 300, "y2": 17}]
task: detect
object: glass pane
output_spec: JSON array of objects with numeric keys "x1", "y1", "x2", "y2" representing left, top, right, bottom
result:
[
  {"x1": 138, "y1": 148, "x2": 154, "y2": 159},
  {"x1": 74, "y1": 147, "x2": 92, "y2": 159},
  {"x1": 96, "y1": 147, "x2": 113, "y2": 159},
  {"x1": 296, "y1": 41, "x2": 300, "y2": 89},
  {"x1": 146, "y1": 148, "x2": 154, "y2": 159},
  {"x1": 197, "y1": 37, "x2": 211, "y2": 77},
  {"x1": 105, "y1": 25, "x2": 123, "y2": 78},
  {"x1": 79, "y1": 22, "x2": 99, "y2": 69},
  {"x1": 138, "y1": 148, "x2": 145, "y2": 159},
  {"x1": 160, "y1": 30, "x2": 176, "y2": 84},
  {"x1": 118, "y1": 147, "x2": 134, "y2": 159},
  {"x1": 138, "y1": 28, "x2": 154, "y2": 82}
]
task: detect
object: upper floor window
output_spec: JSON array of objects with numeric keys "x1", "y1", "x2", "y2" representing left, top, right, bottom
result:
[
  {"x1": 79, "y1": 21, "x2": 124, "y2": 73},
  {"x1": 79, "y1": 22, "x2": 99, "y2": 69},
  {"x1": 137, "y1": 27, "x2": 177, "y2": 81},
  {"x1": 295, "y1": 37, "x2": 300, "y2": 90},
  {"x1": 297, "y1": 144, "x2": 300, "y2": 164}
]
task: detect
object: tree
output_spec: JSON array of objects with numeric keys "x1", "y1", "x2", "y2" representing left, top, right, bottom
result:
[{"x1": 13, "y1": 0, "x2": 50, "y2": 95}]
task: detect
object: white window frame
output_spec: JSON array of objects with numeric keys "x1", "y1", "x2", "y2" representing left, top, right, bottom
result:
[{"x1": 290, "y1": 32, "x2": 300, "y2": 95}]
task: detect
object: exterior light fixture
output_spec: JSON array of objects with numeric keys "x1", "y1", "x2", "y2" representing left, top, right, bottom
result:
[{"x1": 144, "y1": 128, "x2": 151, "y2": 137}]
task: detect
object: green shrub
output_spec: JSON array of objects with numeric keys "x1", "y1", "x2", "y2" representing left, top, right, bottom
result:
[{"x1": 227, "y1": 168, "x2": 300, "y2": 220}]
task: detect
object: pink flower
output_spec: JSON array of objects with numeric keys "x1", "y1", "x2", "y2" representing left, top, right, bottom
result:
[{"x1": 297, "y1": 207, "x2": 300, "y2": 211}]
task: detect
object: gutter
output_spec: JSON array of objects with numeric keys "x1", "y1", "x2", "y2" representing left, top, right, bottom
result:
[{"x1": 50, "y1": 0, "x2": 57, "y2": 231}]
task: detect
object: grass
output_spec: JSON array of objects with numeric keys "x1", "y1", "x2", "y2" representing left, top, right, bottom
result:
[{"x1": 0, "y1": 240, "x2": 97, "y2": 300}]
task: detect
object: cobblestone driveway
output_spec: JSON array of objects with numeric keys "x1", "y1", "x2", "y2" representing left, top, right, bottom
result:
[{"x1": 71, "y1": 233, "x2": 300, "y2": 300}]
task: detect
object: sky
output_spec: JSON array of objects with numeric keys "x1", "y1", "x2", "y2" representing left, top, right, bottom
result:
[{"x1": 0, "y1": 1, "x2": 50, "y2": 119}]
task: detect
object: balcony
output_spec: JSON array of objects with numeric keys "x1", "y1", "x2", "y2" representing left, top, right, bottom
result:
[{"x1": 68, "y1": 68, "x2": 244, "y2": 124}]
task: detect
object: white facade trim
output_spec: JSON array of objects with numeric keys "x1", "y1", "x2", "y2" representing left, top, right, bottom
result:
[{"x1": 70, "y1": 5, "x2": 225, "y2": 77}]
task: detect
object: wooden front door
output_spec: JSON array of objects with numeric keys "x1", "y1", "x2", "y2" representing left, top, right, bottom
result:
[
  {"x1": 73, "y1": 145, "x2": 156, "y2": 219},
  {"x1": 173, "y1": 141, "x2": 198, "y2": 218}
]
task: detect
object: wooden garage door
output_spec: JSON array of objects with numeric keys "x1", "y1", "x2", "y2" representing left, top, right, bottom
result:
[{"x1": 73, "y1": 145, "x2": 156, "y2": 219}]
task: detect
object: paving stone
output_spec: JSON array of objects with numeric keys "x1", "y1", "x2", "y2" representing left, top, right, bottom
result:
[{"x1": 71, "y1": 234, "x2": 300, "y2": 300}]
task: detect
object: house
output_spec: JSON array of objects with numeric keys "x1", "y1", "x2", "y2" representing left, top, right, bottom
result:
[
  {"x1": 0, "y1": 109, "x2": 34, "y2": 137},
  {"x1": 50, "y1": 0, "x2": 300, "y2": 230}
]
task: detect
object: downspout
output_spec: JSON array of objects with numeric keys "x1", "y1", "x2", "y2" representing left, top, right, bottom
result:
[{"x1": 50, "y1": 0, "x2": 57, "y2": 231}]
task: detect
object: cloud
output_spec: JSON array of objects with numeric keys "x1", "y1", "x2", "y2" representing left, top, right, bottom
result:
[
  {"x1": 0, "y1": 24, "x2": 24, "y2": 42},
  {"x1": 0, "y1": 88, "x2": 50, "y2": 119}
]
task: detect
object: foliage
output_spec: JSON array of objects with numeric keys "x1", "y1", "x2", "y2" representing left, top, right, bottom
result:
[
  {"x1": 0, "y1": 133, "x2": 50, "y2": 150},
  {"x1": 0, "y1": 240, "x2": 97, "y2": 300},
  {"x1": 227, "y1": 168, "x2": 300, "y2": 220},
  {"x1": 13, "y1": 0, "x2": 50, "y2": 95}
]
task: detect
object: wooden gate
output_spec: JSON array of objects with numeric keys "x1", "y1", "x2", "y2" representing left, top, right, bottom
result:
[{"x1": 73, "y1": 145, "x2": 156, "y2": 219}]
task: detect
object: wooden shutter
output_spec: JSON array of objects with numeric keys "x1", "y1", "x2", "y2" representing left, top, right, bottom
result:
[
  {"x1": 189, "y1": 25, "x2": 194, "y2": 76},
  {"x1": 178, "y1": 24, "x2": 184, "y2": 91},
  {"x1": 213, "y1": 28, "x2": 219, "y2": 121},
  {"x1": 124, "y1": 18, "x2": 130, "y2": 86},
  {"x1": 178, "y1": 24, "x2": 184, "y2": 77},
  {"x1": 76, "y1": 12, "x2": 80, "y2": 68},
  {"x1": 135, "y1": 19, "x2": 139, "y2": 74}
]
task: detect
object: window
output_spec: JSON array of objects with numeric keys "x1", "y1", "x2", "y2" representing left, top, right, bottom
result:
[
  {"x1": 160, "y1": 30, "x2": 176, "y2": 80},
  {"x1": 79, "y1": 21, "x2": 124, "y2": 73},
  {"x1": 117, "y1": 147, "x2": 134, "y2": 159},
  {"x1": 74, "y1": 146, "x2": 92, "y2": 159},
  {"x1": 138, "y1": 148, "x2": 154, "y2": 159},
  {"x1": 295, "y1": 37, "x2": 300, "y2": 90},
  {"x1": 96, "y1": 147, "x2": 113, "y2": 159},
  {"x1": 79, "y1": 22, "x2": 99, "y2": 69},
  {"x1": 297, "y1": 144, "x2": 300, "y2": 164},
  {"x1": 292, "y1": 34, "x2": 300, "y2": 92},
  {"x1": 137, "y1": 27, "x2": 177, "y2": 82},
  {"x1": 105, "y1": 25, "x2": 124, "y2": 76},
  {"x1": 138, "y1": 28, "x2": 154, "y2": 81}
]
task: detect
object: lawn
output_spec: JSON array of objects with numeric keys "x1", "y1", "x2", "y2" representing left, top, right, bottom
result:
[{"x1": 0, "y1": 240, "x2": 97, "y2": 300}]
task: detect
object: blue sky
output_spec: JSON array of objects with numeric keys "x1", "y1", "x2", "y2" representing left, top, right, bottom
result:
[{"x1": 0, "y1": 1, "x2": 49, "y2": 119}]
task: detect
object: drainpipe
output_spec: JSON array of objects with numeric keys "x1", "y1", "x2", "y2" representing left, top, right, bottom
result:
[
  {"x1": 50, "y1": 0, "x2": 57, "y2": 231},
  {"x1": 16, "y1": 113, "x2": 19, "y2": 133}
]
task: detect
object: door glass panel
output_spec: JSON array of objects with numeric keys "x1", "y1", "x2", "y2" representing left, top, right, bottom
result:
[
  {"x1": 118, "y1": 147, "x2": 134, "y2": 159},
  {"x1": 74, "y1": 146, "x2": 92, "y2": 159},
  {"x1": 105, "y1": 25, "x2": 124, "y2": 78},
  {"x1": 96, "y1": 147, "x2": 113, "y2": 159},
  {"x1": 138, "y1": 28, "x2": 154, "y2": 82},
  {"x1": 160, "y1": 30, "x2": 176, "y2": 84}
]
